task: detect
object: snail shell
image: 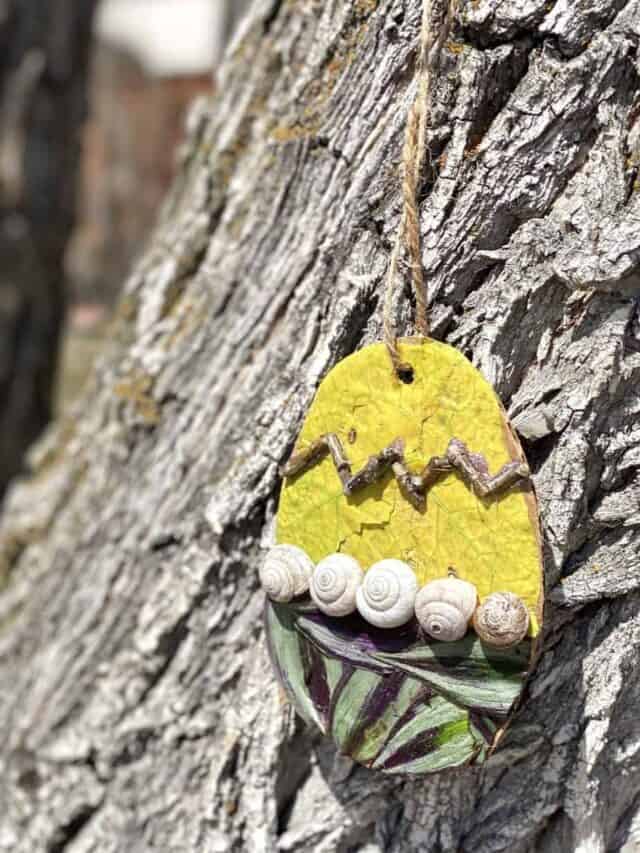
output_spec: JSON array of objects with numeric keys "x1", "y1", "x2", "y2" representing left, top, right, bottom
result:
[
  {"x1": 259, "y1": 544, "x2": 314, "y2": 603},
  {"x1": 415, "y1": 577, "x2": 478, "y2": 642},
  {"x1": 473, "y1": 591, "x2": 530, "y2": 648},
  {"x1": 356, "y1": 559, "x2": 418, "y2": 629},
  {"x1": 310, "y1": 553, "x2": 363, "y2": 617}
]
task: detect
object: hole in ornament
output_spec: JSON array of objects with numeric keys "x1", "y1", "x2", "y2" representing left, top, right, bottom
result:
[{"x1": 398, "y1": 365, "x2": 414, "y2": 384}]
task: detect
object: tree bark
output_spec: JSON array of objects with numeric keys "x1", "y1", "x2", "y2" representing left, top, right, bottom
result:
[
  {"x1": 1, "y1": 1, "x2": 639, "y2": 851},
  {"x1": 219, "y1": 0, "x2": 254, "y2": 58},
  {"x1": 0, "y1": 0, "x2": 97, "y2": 499}
]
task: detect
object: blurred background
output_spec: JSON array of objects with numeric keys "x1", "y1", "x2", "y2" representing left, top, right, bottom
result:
[{"x1": 0, "y1": 0, "x2": 250, "y2": 500}]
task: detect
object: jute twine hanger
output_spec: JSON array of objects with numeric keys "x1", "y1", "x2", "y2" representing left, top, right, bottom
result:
[{"x1": 383, "y1": 0, "x2": 458, "y2": 378}]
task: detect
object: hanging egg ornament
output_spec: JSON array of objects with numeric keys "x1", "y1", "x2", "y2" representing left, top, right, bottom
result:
[{"x1": 264, "y1": 339, "x2": 544, "y2": 776}]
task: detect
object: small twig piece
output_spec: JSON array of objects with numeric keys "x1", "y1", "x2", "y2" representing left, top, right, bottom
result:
[
  {"x1": 282, "y1": 434, "x2": 530, "y2": 511},
  {"x1": 429, "y1": 439, "x2": 531, "y2": 498}
]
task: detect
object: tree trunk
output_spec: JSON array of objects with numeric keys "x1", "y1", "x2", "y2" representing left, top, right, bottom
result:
[
  {"x1": 212, "y1": 1, "x2": 253, "y2": 67},
  {"x1": 1, "y1": 1, "x2": 639, "y2": 850},
  {"x1": 0, "y1": 0, "x2": 97, "y2": 499}
]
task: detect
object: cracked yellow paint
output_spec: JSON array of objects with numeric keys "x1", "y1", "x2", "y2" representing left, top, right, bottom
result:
[{"x1": 277, "y1": 339, "x2": 543, "y2": 634}]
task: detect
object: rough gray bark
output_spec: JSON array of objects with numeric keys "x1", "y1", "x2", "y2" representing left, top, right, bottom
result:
[
  {"x1": 0, "y1": 0, "x2": 639, "y2": 851},
  {"x1": 215, "y1": 0, "x2": 254, "y2": 64},
  {"x1": 0, "y1": 0, "x2": 97, "y2": 499}
]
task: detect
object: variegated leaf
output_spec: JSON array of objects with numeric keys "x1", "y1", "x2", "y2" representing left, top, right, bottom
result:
[{"x1": 265, "y1": 603, "x2": 525, "y2": 775}]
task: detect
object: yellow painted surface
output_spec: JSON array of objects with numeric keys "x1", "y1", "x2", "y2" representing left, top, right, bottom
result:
[{"x1": 277, "y1": 339, "x2": 543, "y2": 633}]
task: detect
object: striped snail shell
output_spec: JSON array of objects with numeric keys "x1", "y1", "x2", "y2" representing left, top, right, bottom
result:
[
  {"x1": 356, "y1": 559, "x2": 418, "y2": 629},
  {"x1": 310, "y1": 553, "x2": 363, "y2": 617},
  {"x1": 415, "y1": 577, "x2": 478, "y2": 642},
  {"x1": 259, "y1": 544, "x2": 314, "y2": 603},
  {"x1": 473, "y1": 591, "x2": 530, "y2": 648}
]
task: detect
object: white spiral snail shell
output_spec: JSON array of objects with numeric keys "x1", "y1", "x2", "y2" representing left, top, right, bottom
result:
[
  {"x1": 414, "y1": 577, "x2": 478, "y2": 642},
  {"x1": 259, "y1": 544, "x2": 314, "y2": 603},
  {"x1": 473, "y1": 591, "x2": 530, "y2": 648},
  {"x1": 356, "y1": 559, "x2": 418, "y2": 628},
  {"x1": 310, "y1": 553, "x2": 363, "y2": 617}
]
